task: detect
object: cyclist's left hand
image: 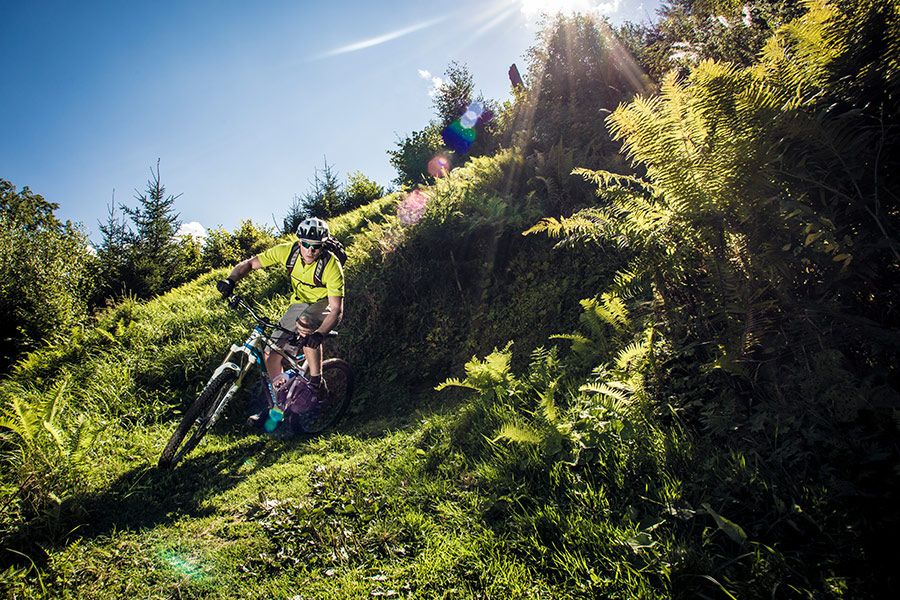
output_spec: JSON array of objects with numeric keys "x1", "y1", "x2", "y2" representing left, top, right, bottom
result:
[{"x1": 304, "y1": 332, "x2": 324, "y2": 348}]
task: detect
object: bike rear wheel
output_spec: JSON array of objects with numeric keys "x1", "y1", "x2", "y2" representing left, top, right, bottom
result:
[
  {"x1": 158, "y1": 368, "x2": 239, "y2": 469},
  {"x1": 299, "y1": 358, "x2": 353, "y2": 434}
]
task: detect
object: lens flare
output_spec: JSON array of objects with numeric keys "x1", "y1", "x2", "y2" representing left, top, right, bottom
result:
[
  {"x1": 397, "y1": 189, "x2": 430, "y2": 225},
  {"x1": 441, "y1": 101, "x2": 489, "y2": 155},
  {"x1": 158, "y1": 549, "x2": 205, "y2": 580},
  {"x1": 427, "y1": 154, "x2": 451, "y2": 178},
  {"x1": 460, "y1": 101, "x2": 483, "y2": 128},
  {"x1": 263, "y1": 406, "x2": 284, "y2": 433},
  {"x1": 442, "y1": 119, "x2": 477, "y2": 154}
]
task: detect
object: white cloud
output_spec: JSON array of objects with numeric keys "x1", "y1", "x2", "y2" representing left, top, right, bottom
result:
[
  {"x1": 177, "y1": 221, "x2": 208, "y2": 240},
  {"x1": 316, "y1": 17, "x2": 447, "y2": 59},
  {"x1": 418, "y1": 69, "x2": 445, "y2": 98}
]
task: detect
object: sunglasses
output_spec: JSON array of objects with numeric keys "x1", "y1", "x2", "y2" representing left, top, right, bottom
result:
[{"x1": 301, "y1": 241, "x2": 322, "y2": 249}]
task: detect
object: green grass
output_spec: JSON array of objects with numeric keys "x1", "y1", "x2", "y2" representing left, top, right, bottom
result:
[
  {"x1": 1, "y1": 412, "x2": 670, "y2": 599},
  {"x1": 1, "y1": 150, "x2": 891, "y2": 598}
]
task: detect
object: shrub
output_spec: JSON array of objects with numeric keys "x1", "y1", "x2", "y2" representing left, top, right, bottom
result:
[{"x1": 0, "y1": 180, "x2": 96, "y2": 368}]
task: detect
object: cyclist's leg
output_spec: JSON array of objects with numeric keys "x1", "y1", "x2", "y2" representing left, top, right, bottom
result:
[
  {"x1": 266, "y1": 303, "x2": 309, "y2": 380},
  {"x1": 297, "y1": 299, "x2": 330, "y2": 377},
  {"x1": 303, "y1": 344, "x2": 324, "y2": 377}
]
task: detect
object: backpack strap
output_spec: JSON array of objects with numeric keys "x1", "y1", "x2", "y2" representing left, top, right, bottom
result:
[
  {"x1": 286, "y1": 241, "x2": 332, "y2": 288},
  {"x1": 313, "y1": 252, "x2": 332, "y2": 287},
  {"x1": 285, "y1": 242, "x2": 301, "y2": 274}
]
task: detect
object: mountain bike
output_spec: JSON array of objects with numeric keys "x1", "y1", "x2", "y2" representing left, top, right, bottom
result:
[{"x1": 157, "y1": 295, "x2": 353, "y2": 469}]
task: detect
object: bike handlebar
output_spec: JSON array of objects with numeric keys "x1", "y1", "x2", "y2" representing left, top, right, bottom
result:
[{"x1": 227, "y1": 295, "x2": 338, "y2": 344}]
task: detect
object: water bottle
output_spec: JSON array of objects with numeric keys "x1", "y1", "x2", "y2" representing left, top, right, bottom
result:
[{"x1": 271, "y1": 369, "x2": 296, "y2": 393}]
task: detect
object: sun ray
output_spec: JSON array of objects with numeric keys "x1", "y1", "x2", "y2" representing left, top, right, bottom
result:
[{"x1": 471, "y1": 2, "x2": 520, "y2": 40}]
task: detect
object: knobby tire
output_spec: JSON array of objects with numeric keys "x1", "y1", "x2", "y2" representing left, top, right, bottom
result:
[{"x1": 158, "y1": 369, "x2": 239, "y2": 469}]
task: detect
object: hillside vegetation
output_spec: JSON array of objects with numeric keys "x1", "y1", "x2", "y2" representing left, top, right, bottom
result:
[{"x1": 2, "y1": 1, "x2": 898, "y2": 598}]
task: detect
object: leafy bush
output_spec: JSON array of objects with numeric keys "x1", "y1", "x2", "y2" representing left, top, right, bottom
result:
[
  {"x1": 201, "y1": 219, "x2": 276, "y2": 269},
  {"x1": 0, "y1": 180, "x2": 96, "y2": 368},
  {"x1": 343, "y1": 171, "x2": 385, "y2": 212},
  {"x1": 387, "y1": 124, "x2": 445, "y2": 187},
  {"x1": 523, "y1": 1, "x2": 900, "y2": 594}
]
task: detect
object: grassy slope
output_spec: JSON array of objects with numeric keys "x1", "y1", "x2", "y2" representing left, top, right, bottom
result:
[
  {"x1": 5, "y1": 147, "x2": 885, "y2": 598},
  {"x1": 2, "y1": 155, "x2": 646, "y2": 598}
]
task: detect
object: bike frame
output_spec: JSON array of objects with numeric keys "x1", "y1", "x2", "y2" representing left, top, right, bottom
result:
[{"x1": 201, "y1": 299, "x2": 307, "y2": 430}]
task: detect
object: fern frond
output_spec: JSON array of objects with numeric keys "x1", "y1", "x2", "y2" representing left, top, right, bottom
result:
[
  {"x1": 493, "y1": 421, "x2": 545, "y2": 445},
  {"x1": 45, "y1": 377, "x2": 69, "y2": 424},
  {"x1": 611, "y1": 266, "x2": 652, "y2": 300},
  {"x1": 538, "y1": 382, "x2": 559, "y2": 424},
  {"x1": 598, "y1": 293, "x2": 630, "y2": 330},
  {"x1": 8, "y1": 397, "x2": 39, "y2": 445},
  {"x1": 67, "y1": 414, "x2": 100, "y2": 460},
  {"x1": 549, "y1": 333, "x2": 592, "y2": 345},
  {"x1": 573, "y1": 168, "x2": 659, "y2": 197},
  {"x1": 0, "y1": 415, "x2": 24, "y2": 440},
  {"x1": 579, "y1": 382, "x2": 630, "y2": 404},
  {"x1": 95, "y1": 328, "x2": 117, "y2": 344},
  {"x1": 522, "y1": 209, "x2": 609, "y2": 243},
  {"x1": 42, "y1": 420, "x2": 66, "y2": 450},
  {"x1": 616, "y1": 339, "x2": 649, "y2": 371},
  {"x1": 434, "y1": 378, "x2": 479, "y2": 392}
]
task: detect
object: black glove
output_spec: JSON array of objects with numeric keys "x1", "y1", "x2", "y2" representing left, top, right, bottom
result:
[
  {"x1": 217, "y1": 278, "x2": 235, "y2": 298},
  {"x1": 304, "y1": 332, "x2": 324, "y2": 349}
]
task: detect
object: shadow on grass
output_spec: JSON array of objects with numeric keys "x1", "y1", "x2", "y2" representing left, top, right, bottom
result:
[
  {"x1": 1, "y1": 432, "x2": 299, "y2": 570},
  {"x1": 1, "y1": 382, "x2": 451, "y2": 573}
]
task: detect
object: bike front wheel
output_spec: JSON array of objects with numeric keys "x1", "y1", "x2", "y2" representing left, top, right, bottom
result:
[
  {"x1": 300, "y1": 358, "x2": 353, "y2": 434},
  {"x1": 158, "y1": 368, "x2": 239, "y2": 469}
]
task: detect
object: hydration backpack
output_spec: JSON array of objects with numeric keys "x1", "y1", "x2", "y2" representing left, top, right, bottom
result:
[{"x1": 285, "y1": 236, "x2": 347, "y2": 287}]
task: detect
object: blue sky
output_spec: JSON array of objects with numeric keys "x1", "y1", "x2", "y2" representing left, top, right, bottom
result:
[{"x1": 0, "y1": 0, "x2": 660, "y2": 241}]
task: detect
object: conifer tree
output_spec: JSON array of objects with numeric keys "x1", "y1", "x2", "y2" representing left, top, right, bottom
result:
[
  {"x1": 301, "y1": 158, "x2": 345, "y2": 219},
  {"x1": 282, "y1": 195, "x2": 305, "y2": 235},
  {"x1": 120, "y1": 160, "x2": 182, "y2": 298},
  {"x1": 94, "y1": 198, "x2": 130, "y2": 302}
]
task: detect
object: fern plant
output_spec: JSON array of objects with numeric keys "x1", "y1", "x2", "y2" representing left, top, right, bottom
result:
[
  {"x1": 528, "y1": 0, "x2": 899, "y2": 383},
  {"x1": 437, "y1": 345, "x2": 578, "y2": 463},
  {"x1": 0, "y1": 377, "x2": 101, "y2": 528}
]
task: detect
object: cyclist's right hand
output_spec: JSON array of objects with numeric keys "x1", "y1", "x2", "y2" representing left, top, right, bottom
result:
[{"x1": 217, "y1": 278, "x2": 235, "y2": 298}]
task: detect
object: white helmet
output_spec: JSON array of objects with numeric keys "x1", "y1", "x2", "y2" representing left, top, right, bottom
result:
[{"x1": 296, "y1": 217, "x2": 329, "y2": 242}]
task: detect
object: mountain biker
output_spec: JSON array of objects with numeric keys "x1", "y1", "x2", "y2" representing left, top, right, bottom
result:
[{"x1": 216, "y1": 217, "x2": 343, "y2": 401}]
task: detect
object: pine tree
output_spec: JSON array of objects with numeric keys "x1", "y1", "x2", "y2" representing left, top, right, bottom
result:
[
  {"x1": 282, "y1": 195, "x2": 305, "y2": 235},
  {"x1": 120, "y1": 160, "x2": 182, "y2": 298},
  {"x1": 94, "y1": 197, "x2": 130, "y2": 302},
  {"x1": 301, "y1": 158, "x2": 345, "y2": 219}
]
